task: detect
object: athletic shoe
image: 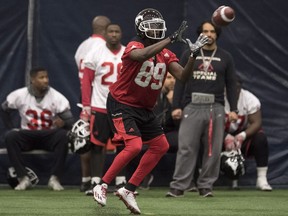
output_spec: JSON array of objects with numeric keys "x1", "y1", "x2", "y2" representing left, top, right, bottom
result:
[
  {"x1": 93, "y1": 183, "x2": 108, "y2": 207},
  {"x1": 15, "y1": 176, "x2": 32, "y2": 190},
  {"x1": 80, "y1": 181, "x2": 91, "y2": 192},
  {"x1": 48, "y1": 175, "x2": 64, "y2": 191},
  {"x1": 115, "y1": 187, "x2": 141, "y2": 214},
  {"x1": 113, "y1": 183, "x2": 139, "y2": 196},
  {"x1": 85, "y1": 182, "x2": 96, "y2": 196},
  {"x1": 166, "y1": 188, "x2": 184, "y2": 197},
  {"x1": 256, "y1": 180, "x2": 272, "y2": 191},
  {"x1": 198, "y1": 188, "x2": 213, "y2": 197},
  {"x1": 139, "y1": 174, "x2": 154, "y2": 190}
]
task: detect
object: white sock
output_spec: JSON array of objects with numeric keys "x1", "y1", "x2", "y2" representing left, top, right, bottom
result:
[
  {"x1": 232, "y1": 179, "x2": 238, "y2": 188},
  {"x1": 257, "y1": 167, "x2": 268, "y2": 184},
  {"x1": 115, "y1": 176, "x2": 126, "y2": 185},
  {"x1": 91, "y1": 177, "x2": 101, "y2": 185},
  {"x1": 82, "y1": 177, "x2": 91, "y2": 183}
]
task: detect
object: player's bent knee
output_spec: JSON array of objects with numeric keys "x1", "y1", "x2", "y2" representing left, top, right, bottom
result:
[
  {"x1": 146, "y1": 135, "x2": 169, "y2": 154},
  {"x1": 125, "y1": 136, "x2": 143, "y2": 156}
]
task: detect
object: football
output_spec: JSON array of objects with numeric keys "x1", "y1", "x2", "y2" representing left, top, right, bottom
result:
[{"x1": 211, "y1": 5, "x2": 235, "y2": 27}]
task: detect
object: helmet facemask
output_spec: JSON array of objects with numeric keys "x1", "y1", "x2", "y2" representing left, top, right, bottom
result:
[
  {"x1": 220, "y1": 149, "x2": 245, "y2": 180},
  {"x1": 138, "y1": 18, "x2": 166, "y2": 40},
  {"x1": 68, "y1": 119, "x2": 91, "y2": 154}
]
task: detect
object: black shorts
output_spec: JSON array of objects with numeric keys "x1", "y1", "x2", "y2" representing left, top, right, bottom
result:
[
  {"x1": 90, "y1": 111, "x2": 113, "y2": 145},
  {"x1": 106, "y1": 93, "x2": 164, "y2": 142}
]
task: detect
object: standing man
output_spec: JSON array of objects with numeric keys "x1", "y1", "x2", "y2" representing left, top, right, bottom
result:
[
  {"x1": 0, "y1": 67, "x2": 74, "y2": 191},
  {"x1": 81, "y1": 23, "x2": 127, "y2": 195},
  {"x1": 223, "y1": 76, "x2": 272, "y2": 191},
  {"x1": 167, "y1": 20, "x2": 238, "y2": 198},
  {"x1": 74, "y1": 15, "x2": 111, "y2": 192},
  {"x1": 92, "y1": 8, "x2": 209, "y2": 214}
]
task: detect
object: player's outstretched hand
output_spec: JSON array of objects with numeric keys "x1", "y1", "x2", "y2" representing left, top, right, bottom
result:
[
  {"x1": 169, "y1": 20, "x2": 188, "y2": 44},
  {"x1": 185, "y1": 33, "x2": 209, "y2": 57}
]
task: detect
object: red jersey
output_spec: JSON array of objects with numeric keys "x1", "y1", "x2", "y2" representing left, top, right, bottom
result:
[{"x1": 109, "y1": 40, "x2": 178, "y2": 110}]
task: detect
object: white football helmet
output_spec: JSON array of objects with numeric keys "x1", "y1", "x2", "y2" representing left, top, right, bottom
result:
[
  {"x1": 135, "y1": 8, "x2": 167, "y2": 40},
  {"x1": 7, "y1": 166, "x2": 39, "y2": 188},
  {"x1": 68, "y1": 119, "x2": 91, "y2": 154},
  {"x1": 220, "y1": 149, "x2": 245, "y2": 180}
]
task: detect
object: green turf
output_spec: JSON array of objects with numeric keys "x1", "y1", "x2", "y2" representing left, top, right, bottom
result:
[{"x1": 0, "y1": 186, "x2": 287, "y2": 215}]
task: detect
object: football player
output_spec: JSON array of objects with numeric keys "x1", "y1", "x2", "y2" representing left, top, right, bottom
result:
[
  {"x1": 224, "y1": 76, "x2": 272, "y2": 191},
  {"x1": 0, "y1": 67, "x2": 74, "y2": 190},
  {"x1": 92, "y1": 8, "x2": 209, "y2": 214},
  {"x1": 74, "y1": 15, "x2": 111, "y2": 192},
  {"x1": 81, "y1": 23, "x2": 128, "y2": 195}
]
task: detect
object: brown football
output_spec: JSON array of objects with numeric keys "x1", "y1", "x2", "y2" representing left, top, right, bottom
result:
[{"x1": 211, "y1": 5, "x2": 235, "y2": 27}]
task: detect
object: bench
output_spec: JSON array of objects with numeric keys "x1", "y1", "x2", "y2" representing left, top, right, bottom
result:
[{"x1": 0, "y1": 147, "x2": 176, "y2": 187}]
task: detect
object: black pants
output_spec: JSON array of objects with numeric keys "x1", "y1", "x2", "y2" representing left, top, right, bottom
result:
[{"x1": 5, "y1": 129, "x2": 68, "y2": 178}]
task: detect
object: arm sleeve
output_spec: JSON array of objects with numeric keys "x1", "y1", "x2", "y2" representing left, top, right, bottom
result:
[
  {"x1": 58, "y1": 109, "x2": 75, "y2": 130},
  {"x1": 81, "y1": 67, "x2": 94, "y2": 107}
]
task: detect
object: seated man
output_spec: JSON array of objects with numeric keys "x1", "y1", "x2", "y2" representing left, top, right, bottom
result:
[
  {"x1": 0, "y1": 67, "x2": 74, "y2": 191},
  {"x1": 223, "y1": 76, "x2": 272, "y2": 191}
]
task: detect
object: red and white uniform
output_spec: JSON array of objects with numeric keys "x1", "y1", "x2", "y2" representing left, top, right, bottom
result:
[
  {"x1": 82, "y1": 43, "x2": 126, "y2": 112},
  {"x1": 109, "y1": 41, "x2": 178, "y2": 110},
  {"x1": 6, "y1": 87, "x2": 70, "y2": 130},
  {"x1": 74, "y1": 34, "x2": 106, "y2": 87},
  {"x1": 225, "y1": 89, "x2": 261, "y2": 133}
]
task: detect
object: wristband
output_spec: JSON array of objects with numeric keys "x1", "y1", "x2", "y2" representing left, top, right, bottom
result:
[{"x1": 238, "y1": 131, "x2": 246, "y2": 140}]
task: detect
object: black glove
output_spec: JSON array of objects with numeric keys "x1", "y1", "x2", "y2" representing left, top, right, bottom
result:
[
  {"x1": 169, "y1": 20, "x2": 188, "y2": 44},
  {"x1": 185, "y1": 33, "x2": 209, "y2": 57}
]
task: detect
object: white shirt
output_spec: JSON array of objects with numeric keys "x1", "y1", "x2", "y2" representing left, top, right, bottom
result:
[
  {"x1": 82, "y1": 43, "x2": 125, "y2": 110},
  {"x1": 6, "y1": 87, "x2": 70, "y2": 130},
  {"x1": 225, "y1": 89, "x2": 261, "y2": 133},
  {"x1": 74, "y1": 35, "x2": 106, "y2": 85}
]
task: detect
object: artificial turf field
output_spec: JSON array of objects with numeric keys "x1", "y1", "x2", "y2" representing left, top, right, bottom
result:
[{"x1": 0, "y1": 185, "x2": 287, "y2": 216}]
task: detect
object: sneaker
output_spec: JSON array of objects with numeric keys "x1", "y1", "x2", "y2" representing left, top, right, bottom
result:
[
  {"x1": 139, "y1": 174, "x2": 154, "y2": 190},
  {"x1": 85, "y1": 182, "x2": 96, "y2": 196},
  {"x1": 93, "y1": 183, "x2": 108, "y2": 207},
  {"x1": 166, "y1": 188, "x2": 184, "y2": 198},
  {"x1": 80, "y1": 181, "x2": 91, "y2": 192},
  {"x1": 113, "y1": 182, "x2": 125, "y2": 194},
  {"x1": 198, "y1": 188, "x2": 213, "y2": 197},
  {"x1": 15, "y1": 176, "x2": 32, "y2": 190},
  {"x1": 113, "y1": 183, "x2": 139, "y2": 196},
  {"x1": 256, "y1": 180, "x2": 272, "y2": 191},
  {"x1": 115, "y1": 187, "x2": 141, "y2": 215},
  {"x1": 48, "y1": 175, "x2": 64, "y2": 191}
]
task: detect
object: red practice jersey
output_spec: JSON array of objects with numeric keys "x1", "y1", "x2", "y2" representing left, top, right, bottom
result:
[{"x1": 109, "y1": 40, "x2": 179, "y2": 110}]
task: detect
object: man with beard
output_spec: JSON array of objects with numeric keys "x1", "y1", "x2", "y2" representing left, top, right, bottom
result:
[
  {"x1": 0, "y1": 67, "x2": 74, "y2": 191},
  {"x1": 167, "y1": 20, "x2": 238, "y2": 198}
]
